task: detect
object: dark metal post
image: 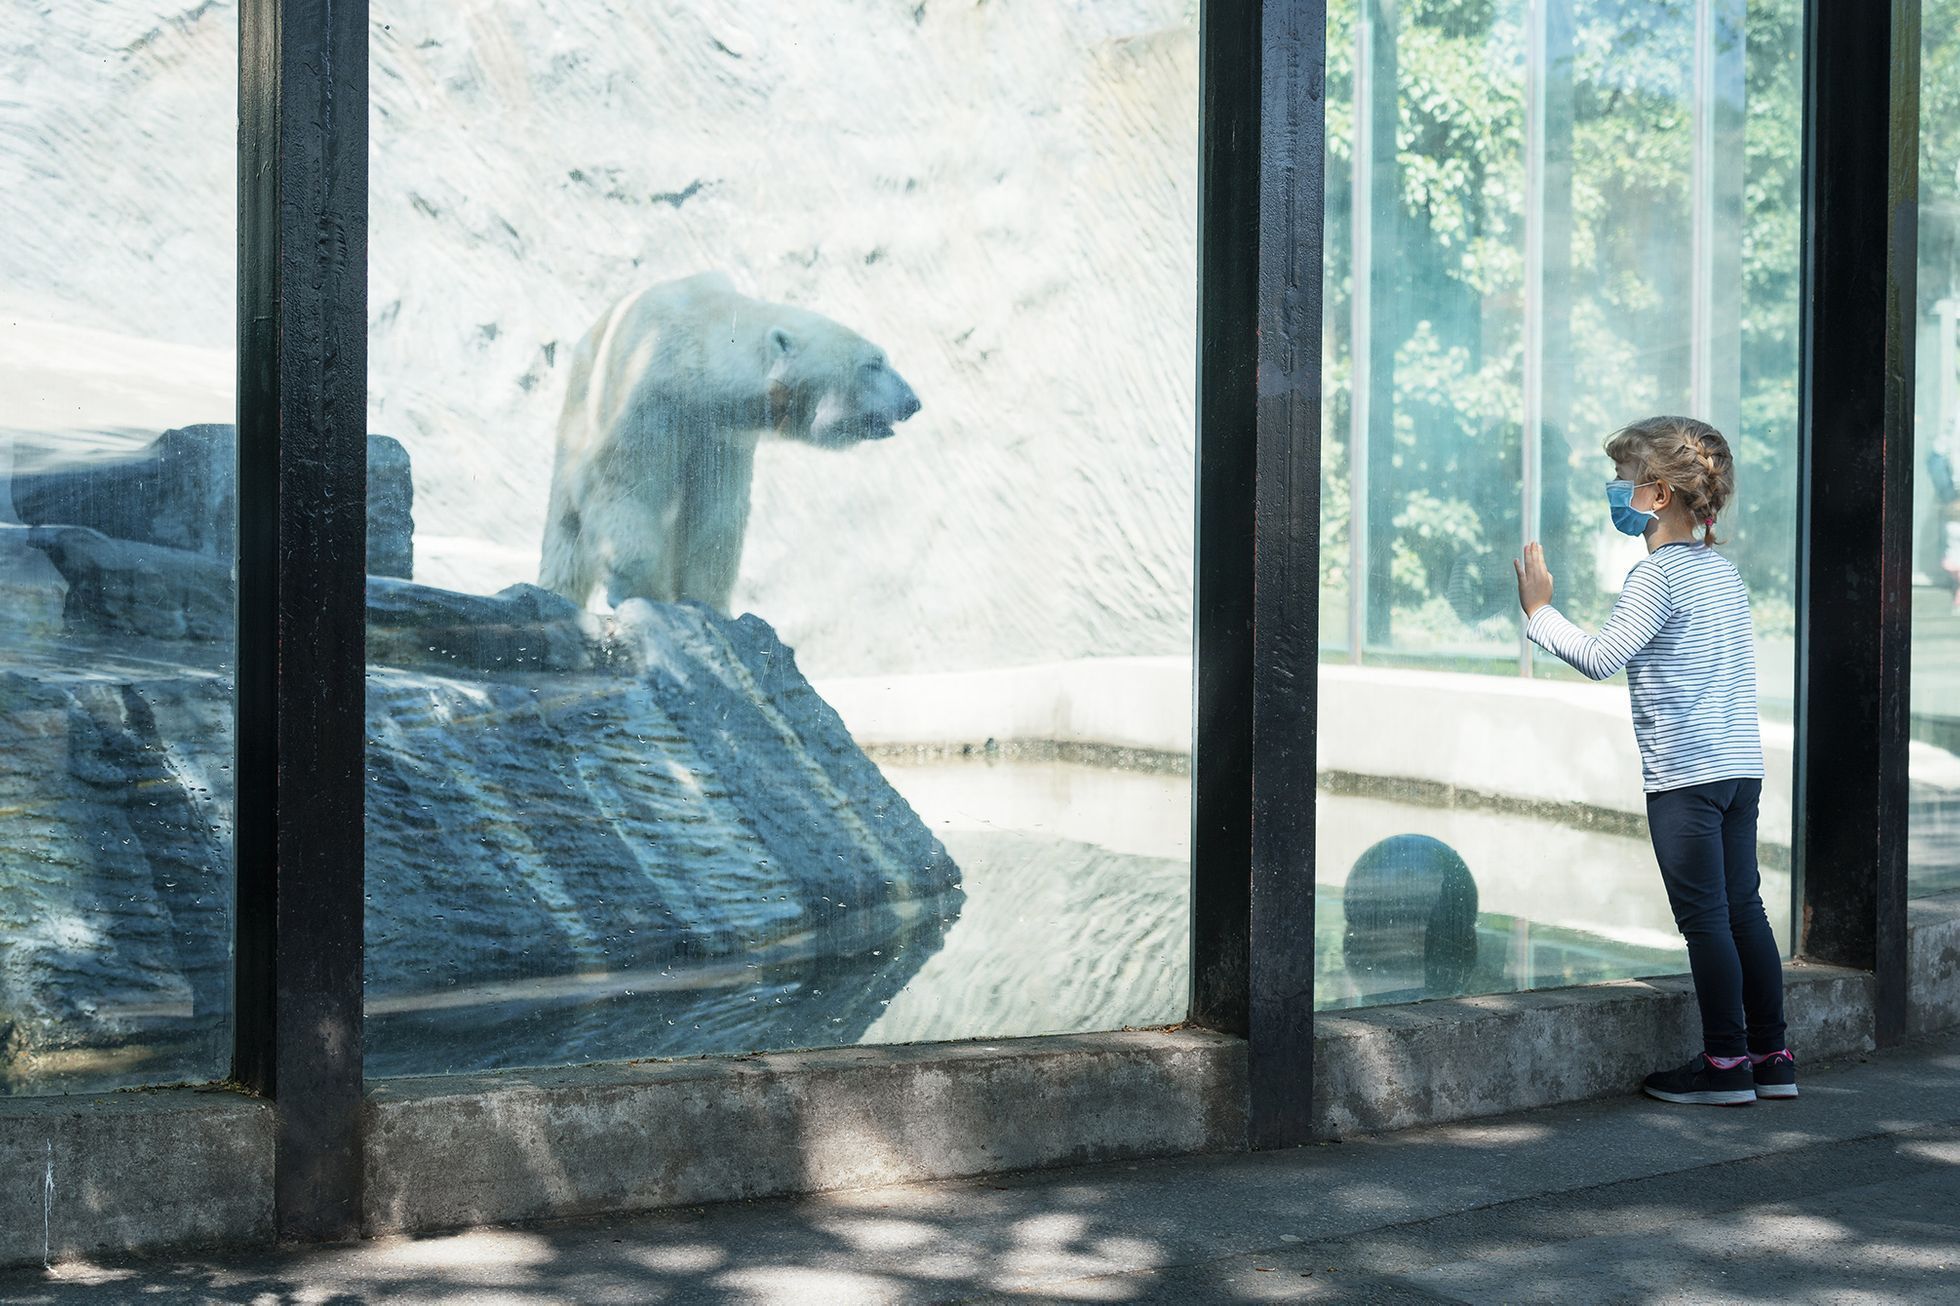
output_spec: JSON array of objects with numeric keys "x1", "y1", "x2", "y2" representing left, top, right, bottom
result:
[
  {"x1": 1248, "y1": 0, "x2": 1325, "y2": 1150},
  {"x1": 1191, "y1": 0, "x2": 1259, "y2": 1040},
  {"x1": 236, "y1": 0, "x2": 369, "y2": 1240},
  {"x1": 1190, "y1": 0, "x2": 1325, "y2": 1146},
  {"x1": 1792, "y1": 0, "x2": 1917, "y2": 1046}
]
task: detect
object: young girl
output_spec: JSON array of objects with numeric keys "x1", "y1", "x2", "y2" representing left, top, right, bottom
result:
[{"x1": 1514, "y1": 415, "x2": 1795, "y2": 1106}]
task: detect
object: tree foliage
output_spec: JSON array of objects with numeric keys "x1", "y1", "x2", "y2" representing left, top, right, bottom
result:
[{"x1": 1322, "y1": 0, "x2": 1957, "y2": 656}]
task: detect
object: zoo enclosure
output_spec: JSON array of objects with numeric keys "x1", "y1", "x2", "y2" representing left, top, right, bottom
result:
[{"x1": 0, "y1": 0, "x2": 1940, "y2": 1250}]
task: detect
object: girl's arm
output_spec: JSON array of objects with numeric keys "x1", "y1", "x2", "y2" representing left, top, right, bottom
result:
[{"x1": 1525, "y1": 560, "x2": 1672, "y2": 681}]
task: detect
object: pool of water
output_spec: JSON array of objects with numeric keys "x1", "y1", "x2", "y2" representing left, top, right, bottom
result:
[
  {"x1": 0, "y1": 740, "x2": 1776, "y2": 1091},
  {"x1": 865, "y1": 757, "x2": 1791, "y2": 1039}
]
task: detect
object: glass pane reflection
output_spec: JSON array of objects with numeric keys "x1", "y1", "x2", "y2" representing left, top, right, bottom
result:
[
  {"x1": 1318, "y1": 0, "x2": 1803, "y2": 1006},
  {"x1": 0, "y1": 3, "x2": 237, "y2": 1094},
  {"x1": 1909, "y1": 0, "x2": 1960, "y2": 899},
  {"x1": 364, "y1": 1, "x2": 1197, "y2": 1075}
]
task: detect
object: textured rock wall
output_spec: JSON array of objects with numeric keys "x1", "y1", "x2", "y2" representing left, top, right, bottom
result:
[{"x1": 1, "y1": 0, "x2": 1200, "y2": 678}]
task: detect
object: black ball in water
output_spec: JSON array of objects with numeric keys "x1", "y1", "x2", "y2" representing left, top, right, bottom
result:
[{"x1": 1342, "y1": 834, "x2": 1480, "y2": 995}]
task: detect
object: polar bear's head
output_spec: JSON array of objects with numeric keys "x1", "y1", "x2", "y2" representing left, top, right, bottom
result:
[{"x1": 766, "y1": 313, "x2": 922, "y2": 449}]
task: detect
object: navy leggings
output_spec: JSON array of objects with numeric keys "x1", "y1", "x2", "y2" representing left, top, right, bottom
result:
[{"x1": 1645, "y1": 777, "x2": 1786, "y2": 1057}]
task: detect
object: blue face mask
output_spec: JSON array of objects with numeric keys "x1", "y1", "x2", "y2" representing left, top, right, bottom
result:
[{"x1": 1606, "y1": 479, "x2": 1658, "y2": 536}]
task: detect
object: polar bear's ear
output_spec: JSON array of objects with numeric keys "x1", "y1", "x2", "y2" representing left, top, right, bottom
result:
[{"x1": 768, "y1": 327, "x2": 796, "y2": 358}]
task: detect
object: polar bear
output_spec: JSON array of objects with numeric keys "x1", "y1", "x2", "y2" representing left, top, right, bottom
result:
[{"x1": 538, "y1": 272, "x2": 921, "y2": 612}]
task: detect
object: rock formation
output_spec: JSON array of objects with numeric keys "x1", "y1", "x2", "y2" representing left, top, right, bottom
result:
[{"x1": 1, "y1": 430, "x2": 961, "y2": 1091}]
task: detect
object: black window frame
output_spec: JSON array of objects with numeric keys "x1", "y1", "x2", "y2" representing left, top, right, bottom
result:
[{"x1": 228, "y1": 0, "x2": 1916, "y2": 1240}]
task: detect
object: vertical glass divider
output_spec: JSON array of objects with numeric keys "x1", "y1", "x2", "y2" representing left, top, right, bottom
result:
[
  {"x1": 1522, "y1": 0, "x2": 1549, "y2": 677},
  {"x1": 1521, "y1": 1, "x2": 1573, "y2": 676},
  {"x1": 1349, "y1": 0, "x2": 1374, "y2": 667},
  {"x1": 1692, "y1": 0, "x2": 1747, "y2": 439},
  {"x1": 1692, "y1": 0, "x2": 1718, "y2": 417}
]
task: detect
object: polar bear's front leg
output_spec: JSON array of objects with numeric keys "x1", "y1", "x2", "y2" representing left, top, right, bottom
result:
[
  {"x1": 674, "y1": 439, "x2": 757, "y2": 614},
  {"x1": 585, "y1": 489, "x2": 683, "y2": 608},
  {"x1": 604, "y1": 551, "x2": 679, "y2": 607},
  {"x1": 539, "y1": 485, "x2": 600, "y2": 606}
]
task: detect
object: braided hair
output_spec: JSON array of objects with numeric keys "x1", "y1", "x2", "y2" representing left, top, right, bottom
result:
[{"x1": 1603, "y1": 415, "x2": 1736, "y2": 546}]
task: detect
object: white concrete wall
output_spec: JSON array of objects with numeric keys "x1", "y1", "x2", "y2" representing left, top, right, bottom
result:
[
  {"x1": 816, "y1": 656, "x2": 1194, "y2": 758},
  {"x1": 821, "y1": 658, "x2": 1816, "y2": 832}
]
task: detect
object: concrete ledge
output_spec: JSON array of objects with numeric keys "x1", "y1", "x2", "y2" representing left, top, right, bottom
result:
[
  {"x1": 364, "y1": 965, "x2": 1887, "y2": 1237},
  {"x1": 0, "y1": 1088, "x2": 271, "y2": 1269},
  {"x1": 362, "y1": 1028, "x2": 1248, "y2": 1236},
  {"x1": 1910, "y1": 892, "x2": 1960, "y2": 1038},
  {"x1": 1312, "y1": 963, "x2": 1874, "y2": 1136}
]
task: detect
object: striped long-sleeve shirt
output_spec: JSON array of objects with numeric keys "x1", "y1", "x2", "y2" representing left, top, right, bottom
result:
[{"x1": 1525, "y1": 540, "x2": 1764, "y2": 793}]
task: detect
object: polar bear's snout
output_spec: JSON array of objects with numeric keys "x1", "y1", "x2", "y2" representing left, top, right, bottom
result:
[
  {"x1": 887, "y1": 374, "x2": 922, "y2": 424},
  {"x1": 865, "y1": 378, "x2": 921, "y2": 437},
  {"x1": 860, "y1": 358, "x2": 923, "y2": 434},
  {"x1": 814, "y1": 356, "x2": 922, "y2": 445}
]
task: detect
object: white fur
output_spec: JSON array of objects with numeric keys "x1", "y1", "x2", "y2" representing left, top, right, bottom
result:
[{"x1": 539, "y1": 273, "x2": 918, "y2": 612}]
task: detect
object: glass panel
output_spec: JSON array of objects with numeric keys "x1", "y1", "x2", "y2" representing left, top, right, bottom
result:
[
  {"x1": 1318, "y1": 0, "x2": 1802, "y2": 1010},
  {"x1": 1910, "y1": 0, "x2": 1960, "y2": 899},
  {"x1": 365, "y1": 2, "x2": 1197, "y2": 1076},
  {"x1": 1, "y1": 6, "x2": 236, "y2": 1092}
]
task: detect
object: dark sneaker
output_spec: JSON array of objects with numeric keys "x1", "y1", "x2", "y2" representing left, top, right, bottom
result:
[
  {"x1": 1751, "y1": 1049, "x2": 1798, "y2": 1100},
  {"x1": 1642, "y1": 1054, "x2": 1756, "y2": 1106}
]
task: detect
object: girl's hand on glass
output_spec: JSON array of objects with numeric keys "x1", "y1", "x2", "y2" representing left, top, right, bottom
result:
[{"x1": 1514, "y1": 541, "x2": 1554, "y2": 616}]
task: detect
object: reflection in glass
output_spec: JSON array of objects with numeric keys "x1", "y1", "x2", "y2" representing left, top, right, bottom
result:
[
  {"x1": 1339, "y1": 835, "x2": 1479, "y2": 1001},
  {"x1": 364, "y1": 1, "x2": 1198, "y2": 1075},
  {"x1": 1909, "y1": 0, "x2": 1960, "y2": 899},
  {"x1": 1318, "y1": 0, "x2": 1802, "y2": 1006},
  {"x1": 0, "y1": 4, "x2": 236, "y2": 1093}
]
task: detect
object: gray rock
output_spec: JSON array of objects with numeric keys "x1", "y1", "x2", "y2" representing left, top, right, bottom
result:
[
  {"x1": 1, "y1": 585, "x2": 963, "y2": 1090},
  {"x1": 366, "y1": 436, "x2": 415, "y2": 580},
  {"x1": 30, "y1": 536, "x2": 587, "y2": 658},
  {"x1": 28, "y1": 525, "x2": 231, "y2": 644},
  {"x1": 9, "y1": 424, "x2": 415, "y2": 580},
  {"x1": 366, "y1": 578, "x2": 599, "y2": 673},
  {"x1": 11, "y1": 425, "x2": 232, "y2": 556}
]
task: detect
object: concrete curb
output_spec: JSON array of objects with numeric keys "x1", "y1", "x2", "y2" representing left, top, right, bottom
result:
[
  {"x1": 1910, "y1": 892, "x2": 1960, "y2": 1038},
  {"x1": 1313, "y1": 964, "x2": 1873, "y2": 1136},
  {"x1": 0, "y1": 1089, "x2": 271, "y2": 1268},
  {"x1": 356, "y1": 962, "x2": 1888, "y2": 1237},
  {"x1": 363, "y1": 1029, "x2": 1248, "y2": 1236}
]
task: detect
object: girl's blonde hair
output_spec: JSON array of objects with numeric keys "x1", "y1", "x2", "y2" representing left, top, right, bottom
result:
[{"x1": 1604, "y1": 415, "x2": 1736, "y2": 546}]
